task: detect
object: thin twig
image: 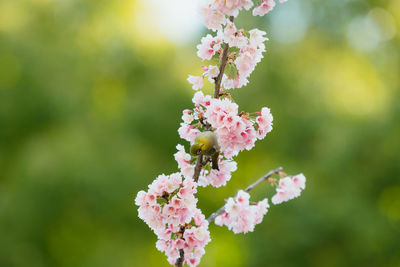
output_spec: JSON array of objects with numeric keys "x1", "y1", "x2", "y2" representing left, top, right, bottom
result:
[
  {"x1": 243, "y1": 167, "x2": 283, "y2": 193},
  {"x1": 207, "y1": 167, "x2": 283, "y2": 223}
]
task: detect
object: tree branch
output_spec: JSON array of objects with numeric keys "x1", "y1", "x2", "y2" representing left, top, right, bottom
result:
[
  {"x1": 242, "y1": 166, "x2": 283, "y2": 193},
  {"x1": 175, "y1": 249, "x2": 184, "y2": 267},
  {"x1": 207, "y1": 166, "x2": 283, "y2": 223},
  {"x1": 213, "y1": 16, "x2": 234, "y2": 99},
  {"x1": 193, "y1": 154, "x2": 204, "y2": 183}
]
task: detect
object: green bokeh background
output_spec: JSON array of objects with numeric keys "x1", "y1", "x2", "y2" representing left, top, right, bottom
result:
[{"x1": 1, "y1": 0, "x2": 399, "y2": 266}]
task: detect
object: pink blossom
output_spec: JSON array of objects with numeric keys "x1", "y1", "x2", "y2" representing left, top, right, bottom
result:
[
  {"x1": 271, "y1": 174, "x2": 306, "y2": 205},
  {"x1": 199, "y1": 4, "x2": 226, "y2": 31},
  {"x1": 235, "y1": 51, "x2": 256, "y2": 77},
  {"x1": 252, "y1": 0, "x2": 276, "y2": 16},
  {"x1": 196, "y1": 34, "x2": 222, "y2": 61},
  {"x1": 154, "y1": 214, "x2": 210, "y2": 266},
  {"x1": 293, "y1": 173, "x2": 306, "y2": 189},
  {"x1": 182, "y1": 109, "x2": 194, "y2": 124},
  {"x1": 223, "y1": 21, "x2": 237, "y2": 40},
  {"x1": 222, "y1": 74, "x2": 249, "y2": 89},
  {"x1": 255, "y1": 107, "x2": 273, "y2": 139},
  {"x1": 204, "y1": 98, "x2": 258, "y2": 158},
  {"x1": 205, "y1": 65, "x2": 220, "y2": 83},
  {"x1": 249, "y1": 29, "x2": 268, "y2": 48},
  {"x1": 197, "y1": 157, "x2": 238, "y2": 187},
  {"x1": 136, "y1": 173, "x2": 194, "y2": 233},
  {"x1": 174, "y1": 144, "x2": 194, "y2": 179},
  {"x1": 187, "y1": 75, "x2": 204, "y2": 91},
  {"x1": 136, "y1": 173, "x2": 210, "y2": 267},
  {"x1": 253, "y1": 199, "x2": 269, "y2": 224},
  {"x1": 196, "y1": 25, "x2": 267, "y2": 90},
  {"x1": 215, "y1": 190, "x2": 269, "y2": 233},
  {"x1": 178, "y1": 123, "x2": 200, "y2": 144},
  {"x1": 221, "y1": 22, "x2": 248, "y2": 49},
  {"x1": 211, "y1": 0, "x2": 253, "y2": 17},
  {"x1": 192, "y1": 91, "x2": 212, "y2": 107},
  {"x1": 205, "y1": 98, "x2": 238, "y2": 126},
  {"x1": 218, "y1": 27, "x2": 267, "y2": 89}
]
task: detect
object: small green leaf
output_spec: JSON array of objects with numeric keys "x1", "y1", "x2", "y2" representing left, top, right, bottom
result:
[
  {"x1": 203, "y1": 161, "x2": 212, "y2": 172},
  {"x1": 210, "y1": 53, "x2": 221, "y2": 65},
  {"x1": 229, "y1": 47, "x2": 240, "y2": 54},
  {"x1": 157, "y1": 198, "x2": 167, "y2": 205},
  {"x1": 225, "y1": 63, "x2": 238, "y2": 79}
]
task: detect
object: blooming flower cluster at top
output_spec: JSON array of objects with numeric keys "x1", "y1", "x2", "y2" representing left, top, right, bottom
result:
[
  {"x1": 188, "y1": 26, "x2": 267, "y2": 90},
  {"x1": 199, "y1": 0, "x2": 288, "y2": 31},
  {"x1": 135, "y1": 0, "x2": 307, "y2": 266},
  {"x1": 135, "y1": 173, "x2": 210, "y2": 266},
  {"x1": 188, "y1": 0, "x2": 288, "y2": 91}
]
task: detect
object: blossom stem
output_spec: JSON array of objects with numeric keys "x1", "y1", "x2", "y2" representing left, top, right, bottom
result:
[
  {"x1": 213, "y1": 16, "x2": 234, "y2": 99},
  {"x1": 206, "y1": 166, "x2": 283, "y2": 223}
]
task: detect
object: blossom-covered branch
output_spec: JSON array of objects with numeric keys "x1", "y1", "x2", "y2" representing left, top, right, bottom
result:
[
  {"x1": 175, "y1": 13, "x2": 237, "y2": 265},
  {"x1": 207, "y1": 166, "x2": 283, "y2": 223},
  {"x1": 136, "y1": 0, "x2": 307, "y2": 266},
  {"x1": 208, "y1": 168, "x2": 306, "y2": 234}
]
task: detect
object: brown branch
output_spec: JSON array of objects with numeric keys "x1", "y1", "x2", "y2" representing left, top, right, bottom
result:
[
  {"x1": 206, "y1": 167, "x2": 283, "y2": 223},
  {"x1": 175, "y1": 249, "x2": 184, "y2": 267},
  {"x1": 213, "y1": 16, "x2": 234, "y2": 99},
  {"x1": 193, "y1": 154, "x2": 204, "y2": 183}
]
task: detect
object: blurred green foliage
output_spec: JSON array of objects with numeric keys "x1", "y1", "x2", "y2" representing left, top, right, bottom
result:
[{"x1": 0, "y1": 0, "x2": 399, "y2": 266}]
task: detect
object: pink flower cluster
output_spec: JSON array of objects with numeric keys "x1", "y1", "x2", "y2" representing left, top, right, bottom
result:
[
  {"x1": 191, "y1": 0, "x2": 288, "y2": 90},
  {"x1": 215, "y1": 190, "x2": 269, "y2": 233},
  {"x1": 135, "y1": 173, "x2": 210, "y2": 266},
  {"x1": 174, "y1": 144, "x2": 237, "y2": 188},
  {"x1": 223, "y1": 26, "x2": 268, "y2": 89},
  {"x1": 189, "y1": 23, "x2": 268, "y2": 90},
  {"x1": 197, "y1": 156, "x2": 237, "y2": 187},
  {"x1": 256, "y1": 107, "x2": 274, "y2": 139},
  {"x1": 198, "y1": 0, "x2": 288, "y2": 31},
  {"x1": 199, "y1": 0, "x2": 253, "y2": 31},
  {"x1": 174, "y1": 144, "x2": 195, "y2": 179},
  {"x1": 271, "y1": 174, "x2": 306, "y2": 204},
  {"x1": 197, "y1": 34, "x2": 222, "y2": 60},
  {"x1": 253, "y1": 0, "x2": 288, "y2": 17},
  {"x1": 178, "y1": 91, "x2": 273, "y2": 159},
  {"x1": 155, "y1": 209, "x2": 211, "y2": 266},
  {"x1": 187, "y1": 64, "x2": 220, "y2": 91}
]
